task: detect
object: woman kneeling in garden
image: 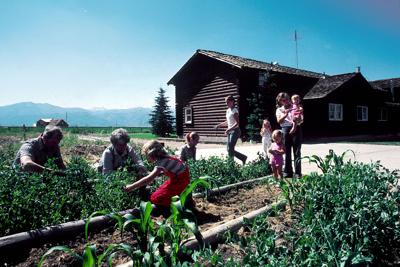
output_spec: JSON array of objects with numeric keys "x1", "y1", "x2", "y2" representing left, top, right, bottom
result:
[{"x1": 124, "y1": 140, "x2": 191, "y2": 215}]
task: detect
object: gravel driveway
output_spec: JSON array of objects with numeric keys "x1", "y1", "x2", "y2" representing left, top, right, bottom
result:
[
  {"x1": 79, "y1": 135, "x2": 400, "y2": 174},
  {"x1": 193, "y1": 141, "x2": 400, "y2": 174}
]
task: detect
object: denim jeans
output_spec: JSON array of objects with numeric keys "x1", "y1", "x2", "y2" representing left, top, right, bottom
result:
[
  {"x1": 227, "y1": 128, "x2": 247, "y2": 163},
  {"x1": 281, "y1": 125, "x2": 302, "y2": 177}
]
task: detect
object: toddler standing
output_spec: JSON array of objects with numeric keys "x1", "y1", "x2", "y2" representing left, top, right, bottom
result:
[
  {"x1": 260, "y1": 119, "x2": 272, "y2": 159},
  {"x1": 268, "y1": 130, "x2": 285, "y2": 179}
]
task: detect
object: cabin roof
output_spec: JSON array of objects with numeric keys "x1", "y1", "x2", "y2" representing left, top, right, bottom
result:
[
  {"x1": 369, "y1": 78, "x2": 400, "y2": 90},
  {"x1": 168, "y1": 49, "x2": 325, "y2": 84},
  {"x1": 304, "y1": 73, "x2": 358, "y2": 99}
]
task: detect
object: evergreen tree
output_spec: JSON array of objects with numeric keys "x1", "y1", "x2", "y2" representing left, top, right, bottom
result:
[
  {"x1": 245, "y1": 72, "x2": 278, "y2": 142},
  {"x1": 149, "y1": 88, "x2": 175, "y2": 137},
  {"x1": 246, "y1": 92, "x2": 266, "y2": 142}
]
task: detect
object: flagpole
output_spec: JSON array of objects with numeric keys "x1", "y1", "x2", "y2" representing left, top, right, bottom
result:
[{"x1": 295, "y1": 30, "x2": 299, "y2": 68}]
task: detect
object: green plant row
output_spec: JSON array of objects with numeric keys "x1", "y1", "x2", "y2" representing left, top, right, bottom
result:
[
  {"x1": 38, "y1": 177, "x2": 210, "y2": 266},
  {"x1": 192, "y1": 151, "x2": 400, "y2": 266},
  {"x1": 0, "y1": 145, "x2": 270, "y2": 237}
]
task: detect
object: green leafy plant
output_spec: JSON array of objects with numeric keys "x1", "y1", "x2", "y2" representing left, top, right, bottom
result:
[
  {"x1": 301, "y1": 149, "x2": 355, "y2": 173},
  {"x1": 38, "y1": 211, "x2": 138, "y2": 267}
]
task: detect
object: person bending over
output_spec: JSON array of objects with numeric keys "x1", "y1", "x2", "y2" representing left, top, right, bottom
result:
[
  {"x1": 14, "y1": 125, "x2": 66, "y2": 173},
  {"x1": 124, "y1": 140, "x2": 191, "y2": 216}
]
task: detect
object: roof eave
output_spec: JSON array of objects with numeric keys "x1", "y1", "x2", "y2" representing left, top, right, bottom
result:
[{"x1": 167, "y1": 50, "x2": 242, "y2": 85}]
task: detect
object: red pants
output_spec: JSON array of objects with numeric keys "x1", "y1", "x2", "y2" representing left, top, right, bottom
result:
[{"x1": 150, "y1": 170, "x2": 190, "y2": 207}]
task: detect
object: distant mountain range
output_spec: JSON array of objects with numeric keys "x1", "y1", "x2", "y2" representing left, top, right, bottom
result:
[{"x1": 0, "y1": 102, "x2": 153, "y2": 127}]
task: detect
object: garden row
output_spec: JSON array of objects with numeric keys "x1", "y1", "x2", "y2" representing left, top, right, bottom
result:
[
  {"x1": 26, "y1": 152, "x2": 400, "y2": 266},
  {"x1": 196, "y1": 152, "x2": 400, "y2": 266},
  {"x1": 0, "y1": 142, "x2": 269, "y2": 237}
]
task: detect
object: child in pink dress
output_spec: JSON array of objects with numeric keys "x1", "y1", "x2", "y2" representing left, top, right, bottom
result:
[
  {"x1": 268, "y1": 130, "x2": 285, "y2": 179},
  {"x1": 289, "y1": 94, "x2": 304, "y2": 135}
]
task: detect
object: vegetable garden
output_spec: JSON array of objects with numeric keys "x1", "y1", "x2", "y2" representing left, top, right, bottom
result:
[{"x1": 0, "y1": 134, "x2": 399, "y2": 266}]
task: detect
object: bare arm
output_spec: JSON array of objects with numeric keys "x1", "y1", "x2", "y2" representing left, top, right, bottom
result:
[
  {"x1": 215, "y1": 120, "x2": 228, "y2": 129},
  {"x1": 276, "y1": 109, "x2": 289, "y2": 124},
  {"x1": 268, "y1": 144, "x2": 275, "y2": 155},
  {"x1": 277, "y1": 147, "x2": 285, "y2": 155},
  {"x1": 124, "y1": 167, "x2": 162, "y2": 192},
  {"x1": 20, "y1": 156, "x2": 50, "y2": 172}
]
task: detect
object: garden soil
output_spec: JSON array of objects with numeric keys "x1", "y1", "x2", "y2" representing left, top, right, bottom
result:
[{"x1": 13, "y1": 184, "x2": 283, "y2": 266}]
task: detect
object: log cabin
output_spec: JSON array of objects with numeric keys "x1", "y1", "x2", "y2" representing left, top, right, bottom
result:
[{"x1": 168, "y1": 49, "x2": 399, "y2": 140}]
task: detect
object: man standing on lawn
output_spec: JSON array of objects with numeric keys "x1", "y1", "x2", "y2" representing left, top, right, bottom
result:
[{"x1": 14, "y1": 125, "x2": 66, "y2": 173}]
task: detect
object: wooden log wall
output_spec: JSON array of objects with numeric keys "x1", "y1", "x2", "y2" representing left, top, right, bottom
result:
[{"x1": 182, "y1": 75, "x2": 239, "y2": 137}]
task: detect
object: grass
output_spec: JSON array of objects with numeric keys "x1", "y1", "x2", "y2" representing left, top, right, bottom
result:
[
  {"x1": 129, "y1": 132, "x2": 158, "y2": 140},
  {"x1": 0, "y1": 126, "x2": 152, "y2": 136}
]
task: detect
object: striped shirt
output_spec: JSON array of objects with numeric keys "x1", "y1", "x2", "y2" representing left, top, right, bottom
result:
[{"x1": 155, "y1": 157, "x2": 187, "y2": 178}]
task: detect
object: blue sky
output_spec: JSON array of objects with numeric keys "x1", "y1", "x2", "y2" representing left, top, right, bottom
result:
[{"x1": 0, "y1": 0, "x2": 399, "y2": 109}]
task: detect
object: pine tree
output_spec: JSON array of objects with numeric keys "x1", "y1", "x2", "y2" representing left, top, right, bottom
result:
[
  {"x1": 245, "y1": 72, "x2": 278, "y2": 142},
  {"x1": 246, "y1": 92, "x2": 266, "y2": 142},
  {"x1": 149, "y1": 88, "x2": 175, "y2": 137}
]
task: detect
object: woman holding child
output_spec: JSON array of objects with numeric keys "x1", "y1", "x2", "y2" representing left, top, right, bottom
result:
[{"x1": 275, "y1": 92, "x2": 303, "y2": 178}]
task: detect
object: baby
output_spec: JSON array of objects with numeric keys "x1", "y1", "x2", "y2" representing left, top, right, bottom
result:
[{"x1": 290, "y1": 94, "x2": 304, "y2": 134}]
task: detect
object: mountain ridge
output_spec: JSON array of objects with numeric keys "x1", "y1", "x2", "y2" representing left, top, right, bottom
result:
[{"x1": 0, "y1": 102, "x2": 152, "y2": 127}]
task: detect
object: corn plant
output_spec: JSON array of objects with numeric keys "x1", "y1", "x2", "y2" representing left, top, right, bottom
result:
[
  {"x1": 123, "y1": 201, "x2": 154, "y2": 253},
  {"x1": 301, "y1": 149, "x2": 355, "y2": 173},
  {"x1": 190, "y1": 151, "x2": 400, "y2": 266},
  {"x1": 38, "y1": 211, "x2": 138, "y2": 266},
  {"x1": 122, "y1": 177, "x2": 210, "y2": 266}
]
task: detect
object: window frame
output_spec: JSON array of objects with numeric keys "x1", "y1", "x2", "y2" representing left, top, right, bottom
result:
[
  {"x1": 258, "y1": 71, "x2": 268, "y2": 87},
  {"x1": 356, "y1": 105, "x2": 368, "y2": 121},
  {"x1": 328, "y1": 103, "x2": 343, "y2": 121},
  {"x1": 184, "y1": 106, "x2": 193, "y2": 124},
  {"x1": 378, "y1": 107, "x2": 388, "y2": 122}
]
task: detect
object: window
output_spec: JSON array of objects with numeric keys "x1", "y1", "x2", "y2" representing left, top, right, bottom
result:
[
  {"x1": 184, "y1": 107, "x2": 192, "y2": 124},
  {"x1": 378, "y1": 107, "x2": 388, "y2": 121},
  {"x1": 328, "y1": 103, "x2": 343, "y2": 121},
  {"x1": 357, "y1": 106, "x2": 368, "y2": 121},
  {"x1": 258, "y1": 71, "x2": 268, "y2": 86}
]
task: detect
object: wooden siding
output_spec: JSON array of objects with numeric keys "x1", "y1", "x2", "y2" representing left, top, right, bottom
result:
[
  {"x1": 182, "y1": 75, "x2": 239, "y2": 137},
  {"x1": 172, "y1": 51, "x2": 399, "y2": 139},
  {"x1": 174, "y1": 55, "x2": 239, "y2": 137},
  {"x1": 303, "y1": 75, "x2": 394, "y2": 137}
]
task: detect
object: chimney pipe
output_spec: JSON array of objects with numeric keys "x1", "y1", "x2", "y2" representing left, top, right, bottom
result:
[{"x1": 356, "y1": 66, "x2": 361, "y2": 73}]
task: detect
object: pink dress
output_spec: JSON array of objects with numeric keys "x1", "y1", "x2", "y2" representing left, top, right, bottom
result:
[
  {"x1": 269, "y1": 142, "x2": 284, "y2": 167},
  {"x1": 291, "y1": 104, "x2": 302, "y2": 118}
]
